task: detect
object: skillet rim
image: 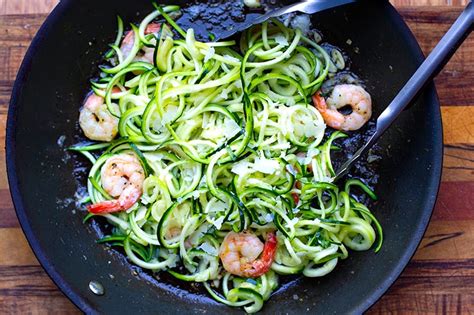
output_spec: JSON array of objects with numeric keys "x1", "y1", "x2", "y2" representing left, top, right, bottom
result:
[
  {"x1": 5, "y1": 1, "x2": 95, "y2": 313},
  {"x1": 5, "y1": 0, "x2": 443, "y2": 313}
]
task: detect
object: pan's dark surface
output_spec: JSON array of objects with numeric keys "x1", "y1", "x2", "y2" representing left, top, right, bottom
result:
[{"x1": 6, "y1": 0, "x2": 442, "y2": 314}]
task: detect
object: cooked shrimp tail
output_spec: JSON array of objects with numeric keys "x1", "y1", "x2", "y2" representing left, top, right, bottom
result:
[
  {"x1": 246, "y1": 231, "x2": 277, "y2": 277},
  {"x1": 312, "y1": 92, "x2": 344, "y2": 130},
  {"x1": 87, "y1": 187, "x2": 141, "y2": 214}
]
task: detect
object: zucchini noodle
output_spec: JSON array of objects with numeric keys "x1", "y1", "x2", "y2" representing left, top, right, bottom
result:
[{"x1": 72, "y1": 5, "x2": 383, "y2": 313}]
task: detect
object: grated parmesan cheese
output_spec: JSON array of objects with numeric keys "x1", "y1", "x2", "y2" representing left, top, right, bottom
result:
[
  {"x1": 210, "y1": 216, "x2": 225, "y2": 230},
  {"x1": 296, "y1": 154, "x2": 306, "y2": 165},
  {"x1": 285, "y1": 164, "x2": 297, "y2": 176},
  {"x1": 213, "y1": 201, "x2": 228, "y2": 213},
  {"x1": 234, "y1": 80, "x2": 243, "y2": 89},
  {"x1": 264, "y1": 213, "x2": 274, "y2": 223},
  {"x1": 135, "y1": 206, "x2": 148, "y2": 222},
  {"x1": 231, "y1": 161, "x2": 252, "y2": 176},
  {"x1": 274, "y1": 34, "x2": 289, "y2": 46},
  {"x1": 162, "y1": 105, "x2": 178, "y2": 124},
  {"x1": 304, "y1": 147, "x2": 320, "y2": 165},
  {"x1": 198, "y1": 242, "x2": 218, "y2": 256},
  {"x1": 247, "y1": 178, "x2": 273, "y2": 190},
  {"x1": 290, "y1": 15, "x2": 311, "y2": 35},
  {"x1": 304, "y1": 121, "x2": 324, "y2": 138},
  {"x1": 223, "y1": 118, "x2": 241, "y2": 139},
  {"x1": 272, "y1": 142, "x2": 291, "y2": 150},
  {"x1": 219, "y1": 88, "x2": 229, "y2": 100},
  {"x1": 198, "y1": 175, "x2": 207, "y2": 188},
  {"x1": 288, "y1": 217, "x2": 299, "y2": 227},
  {"x1": 182, "y1": 168, "x2": 195, "y2": 183},
  {"x1": 244, "y1": 0, "x2": 261, "y2": 8},
  {"x1": 204, "y1": 47, "x2": 215, "y2": 63},
  {"x1": 191, "y1": 190, "x2": 201, "y2": 200},
  {"x1": 253, "y1": 157, "x2": 280, "y2": 174}
]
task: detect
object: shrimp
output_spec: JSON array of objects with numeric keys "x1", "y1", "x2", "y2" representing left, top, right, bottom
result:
[
  {"x1": 88, "y1": 153, "x2": 145, "y2": 214},
  {"x1": 121, "y1": 23, "x2": 161, "y2": 63},
  {"x1": 312, "y1": 84, "x2": 372, "y2": 131},
  {"x1": 219, "y1": 231, "x2": 277, "y2": 278},
  {"x1": 79, "y1": 91, "x2": 119, "y2": 142}
]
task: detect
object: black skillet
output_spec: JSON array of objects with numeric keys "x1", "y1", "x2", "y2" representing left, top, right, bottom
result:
[{"x1": 6, "y1": 0, "x2": 443, "y2": 313}]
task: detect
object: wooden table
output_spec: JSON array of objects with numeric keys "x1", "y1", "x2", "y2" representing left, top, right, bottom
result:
[{"x1": 1, "y1": 0, "x2": 473, "y2": 313}]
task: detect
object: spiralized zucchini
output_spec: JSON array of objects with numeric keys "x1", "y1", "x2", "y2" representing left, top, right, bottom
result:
[{"x1": 72, "y1": 5, "x2": 382, "y2": 313}]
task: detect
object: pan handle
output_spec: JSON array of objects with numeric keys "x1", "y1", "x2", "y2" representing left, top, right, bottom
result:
[{"x1": 335, "y1": 2, "x2": 473, "y2": 180}]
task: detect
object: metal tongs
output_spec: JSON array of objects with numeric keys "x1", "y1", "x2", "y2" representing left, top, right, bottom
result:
[
  {"x1": 215, "y1": 0, "x2": 357, "y2": 40},
  {"x1": 218, "y1": 0, "x2": 473, "y2": 181},
  {"x1": 335, "y1": 1, "x2": 473, "y2": 180}
]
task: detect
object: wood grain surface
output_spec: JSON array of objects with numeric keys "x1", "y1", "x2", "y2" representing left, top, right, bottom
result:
[{"x1": 0, "y1": 1, "x2": 473, "y2": 314}]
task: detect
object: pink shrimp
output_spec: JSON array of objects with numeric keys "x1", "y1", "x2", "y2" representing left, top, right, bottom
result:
[
  {"x1": 88, "y1": 153, "x2": 145, "y2": 214},
  {"x1": 120, "y1": 23, "x2": 161, "y2": 62},
  {"x1": 79, "y1": 87, "x2": 122, "y2": 142},
  {"x1": 219, "y1": 231, "x2": 277, "y2": 278},
  {"x1": 313, "y1": 84, "x2": 372, "y2": 131}
]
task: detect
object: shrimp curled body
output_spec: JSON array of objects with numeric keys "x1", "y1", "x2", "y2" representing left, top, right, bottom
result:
[
  {"x1": 88, "y1": 153, "x2": 145, "y2": 214},
  {"x1": 121, "y1": 23, "x2": 161, "y2": 63},
  {"x1": 79, "y1": 92, "x2": 119, "y2": 142},
  {"x1": 313, "y1": 84, "x2": 372, "y2": 131},
  {"x1": 219, "y1": 231, "x2": 277, "y2": 278}
]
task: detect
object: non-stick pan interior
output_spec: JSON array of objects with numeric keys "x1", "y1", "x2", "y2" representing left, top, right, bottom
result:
[{"x1": 7, "y1": 0, "x2": 442, "y2": 313}]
